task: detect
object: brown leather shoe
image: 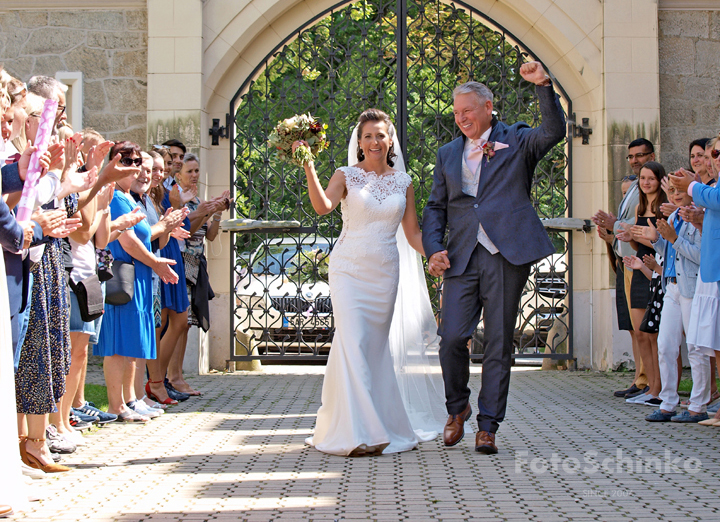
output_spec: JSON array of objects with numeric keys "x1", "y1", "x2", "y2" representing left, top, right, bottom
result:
[
  {"x1": 475, "y1": 430, "x2": 498, "y2": 454},
  {"x1": 443, "y1": 403, "x2": 472, "y2": 446}
]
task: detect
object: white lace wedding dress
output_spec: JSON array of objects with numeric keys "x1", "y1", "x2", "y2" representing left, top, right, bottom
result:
[{"x1": 305, "y1": 166, "x2": 438, "y2": 456}]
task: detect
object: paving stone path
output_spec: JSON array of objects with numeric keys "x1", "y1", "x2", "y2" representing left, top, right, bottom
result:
[{"x1": 12, "y1": 367, "x2": 720, "y2": 521}]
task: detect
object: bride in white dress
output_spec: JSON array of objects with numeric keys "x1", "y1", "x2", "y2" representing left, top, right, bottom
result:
[{"x1": 295, "y1": 109, "x2": 446, "y2": 456}]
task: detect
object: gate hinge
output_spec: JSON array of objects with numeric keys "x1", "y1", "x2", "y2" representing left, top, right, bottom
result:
[
  {"x1": 209, "y1": 114, "x2": 231, "y2": 146},
  {"x1": 568, "y1": 113, "x2": 592, "y2": 145}
]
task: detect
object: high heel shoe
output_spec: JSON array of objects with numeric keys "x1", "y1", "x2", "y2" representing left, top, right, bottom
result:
[
  {"x1": 145, "y1": 380, "x2": 178, "y2": 405},
  {"x1": 21, "y1": 438, "x2": 70, "y2": 473},
  {"x1": 164, "y1": 378, "x2": 190, "y2": 402}
]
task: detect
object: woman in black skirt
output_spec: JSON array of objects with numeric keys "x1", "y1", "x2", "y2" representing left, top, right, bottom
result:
[{"x1": 618, "y1": 161, "x2": 667, "y2": 404}]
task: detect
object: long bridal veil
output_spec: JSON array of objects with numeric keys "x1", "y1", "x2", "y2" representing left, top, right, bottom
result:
[{"x1": 348, "y1": 123, "x2": 447, "y2": 435}]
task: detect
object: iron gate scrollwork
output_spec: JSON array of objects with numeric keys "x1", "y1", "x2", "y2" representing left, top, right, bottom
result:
[{"x1": 230, "y1": 0, "x2": 573, "y2": 362}]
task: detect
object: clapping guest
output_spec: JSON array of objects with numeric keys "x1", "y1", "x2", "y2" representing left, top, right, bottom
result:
[
  {"x1": 690, "y1": 139, "x2": 711, "y2": 185},
  {"x1": 94, "y1": 142, "x2": 178, "y2": 422},
  {"x1": 671, "y1": 134, "x2": 720, "y2": 425},
  {"x1": 617, "y1": 161, "x2": 668, "y2": 405},
  {"x1": 149, "y1": 145, "x2": 193, "y2": 405},
  {"x1": 57, "y1": 158, "x2": 117, "y2": 445},
  {"x1": 168, "y1": 154, "x2": 229, "y2": 396},
  {"x1": 0, "y1": 70, "x2": 53, "y2": 502},
  {"x1": 79, "y1": 128, "x2": 104, "y2": 166},
  {"x1": 130, "y1": 151, "x2": 188, "y2": 413},
  {"x1": 14, "y1": 88, "x2": 92, "y2": 473},
  {"x1": 636, "y1": 182, "x2": 704, "y2": 422},
  {"x1": 161, "y1": 139, "x2": 185, "y2": 190},
  {"x1": 0, "y1": 74, "x2": 28, "y2": 164},
  {"x1": 594, "y1": 139, "x2": 656, "y2": 399},
  {"x1": 598, "y1": 176, "x2": 636, "y2": 280}
]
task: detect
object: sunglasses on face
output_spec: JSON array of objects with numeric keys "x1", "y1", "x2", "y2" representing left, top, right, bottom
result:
[
  {"x1": 711, "y1": 149, "x2": 720, "y2": 159},
  {"x1": 119, "y1": 156, "x2": 142, "y2": 167}
]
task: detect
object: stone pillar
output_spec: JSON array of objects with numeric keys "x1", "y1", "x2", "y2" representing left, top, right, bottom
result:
[
  {"x1": 597, "y1": 0, "x2": 661, "y2": 371},
  {"x1": 147, "y1": 0, "x2": 205, "y2": 373},
  {"x1": 146, "y1": 0, "x2": 203, "y2": 153},
  {"x1": 200, "y1": 1, "x2": 235, "y2": 373}
]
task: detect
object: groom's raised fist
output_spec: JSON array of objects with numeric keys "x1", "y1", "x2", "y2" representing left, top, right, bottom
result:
[{"x1": 520, "y1": 61, "x2": 551, "y2": 86}]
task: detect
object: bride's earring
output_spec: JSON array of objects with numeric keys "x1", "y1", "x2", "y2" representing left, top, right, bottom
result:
[{"x1": 357, "y1": 146, "x2": 365, "y2": 162}]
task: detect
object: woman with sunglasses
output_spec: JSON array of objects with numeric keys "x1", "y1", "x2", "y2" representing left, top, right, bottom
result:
[
  {"x1": 671, "y1": 134, "x2": 720, "y2": 425},
  {"x1": 94, "y1": 142, "x2": 180, "y2": 421}
]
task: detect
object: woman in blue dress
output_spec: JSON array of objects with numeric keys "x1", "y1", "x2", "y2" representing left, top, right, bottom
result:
[
  {"x1": 95, "y1": 142, "x2": 179, "y2": 421},
  {"x1": 146, "y1": 147, "x2": 192, "y2": 404}
]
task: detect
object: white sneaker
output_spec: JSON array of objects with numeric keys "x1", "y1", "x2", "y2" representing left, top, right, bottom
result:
[
  {"x1": 65, "y1": 429, "x2": 87, "y2": 446},
  {"x1": 21, "y1": 463, "x2": 46, "y2": 480},
  {"x1": 626, "y1": 393, "x2": 651, "y2": 404},
  {"x1": 128, "y1": 400, "x2": 162, "y2": 419}
]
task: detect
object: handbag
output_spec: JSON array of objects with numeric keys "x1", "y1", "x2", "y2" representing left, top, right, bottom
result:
[
  {"x1": 96, "y1": 247, "x2": 114, "y2": 282},
  {"x1": 640, "y1": 276, "x2": 664, "y2": 334},
  {"x1": 70, "y1": 273, "x2": 105, "y2": 322},
  {"x1": 182, "y1": 251, "x2": 200, "y2": 285},
  {"x1": 105, "y1": 260, "x2": 135, "y2": 305}
]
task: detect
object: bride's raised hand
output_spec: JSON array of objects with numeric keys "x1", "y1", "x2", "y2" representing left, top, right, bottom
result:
[
  {"x1": 297, "y1": 148, "x2": 346, "y2": 216},
  {"x1": 292, "y1": 140, "x2": 312, "y2": 166}
]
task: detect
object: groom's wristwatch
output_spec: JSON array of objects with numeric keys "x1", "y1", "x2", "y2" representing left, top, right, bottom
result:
[{"x1": 537, "y1": 74, "x2": 552, "y2": 87}]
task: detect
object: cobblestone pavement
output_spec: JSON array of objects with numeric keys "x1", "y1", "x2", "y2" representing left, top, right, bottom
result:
[{"x1": 11, "y1": 366, "x2": 720, "y2": 521}]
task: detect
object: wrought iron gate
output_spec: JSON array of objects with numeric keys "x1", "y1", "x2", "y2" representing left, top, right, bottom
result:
[{"x1": 230, "y1": 0, "x2": 572, "y2": 362}]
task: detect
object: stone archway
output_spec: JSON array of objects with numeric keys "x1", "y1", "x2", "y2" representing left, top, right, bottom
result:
[
  {"x1": 216, "y1": 0, "x2": 573, "y2": 363},
  {"x1": 188, "y1": 0, "x2": 657, "y2": 371}
]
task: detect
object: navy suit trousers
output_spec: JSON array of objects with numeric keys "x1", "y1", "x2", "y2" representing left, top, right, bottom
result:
[{"x1": 438, "y1": 243, "x2": 530, "y2": 433}]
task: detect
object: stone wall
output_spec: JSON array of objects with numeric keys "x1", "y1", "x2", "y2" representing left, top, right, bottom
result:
[
  {"x1": 0, "y1": 8, "x2": 148, "y2": 146},
  {"x1": 659, "y1": 10, "x2": 720, "y2": 171}
]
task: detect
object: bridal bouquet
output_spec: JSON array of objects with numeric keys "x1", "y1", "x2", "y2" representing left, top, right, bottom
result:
[{"x1": 267, "y1": 113, "x2": 328, "y2": 166}]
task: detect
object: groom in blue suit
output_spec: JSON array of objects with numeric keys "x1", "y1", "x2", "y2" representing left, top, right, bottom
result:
[{"x1": 422, "y1": 61, "x2": 566, "y2": 454}]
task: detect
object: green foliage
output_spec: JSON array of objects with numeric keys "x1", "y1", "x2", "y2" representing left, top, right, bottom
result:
[
  {"x1": 678, "y1": 378, "x2": 720, "y2": 393},
  {"x1": 84, "y1": 384, "x2": 109, "y2": 412},
  {"x1": 231, "y1": 0, "x2": 570, "y2": 310},
  {"x1": 289, "y1": 248, "x2": 330, "y2": 283},
  {"x1": 233, "y1": 0, "x2": 568, "y2": 227}
]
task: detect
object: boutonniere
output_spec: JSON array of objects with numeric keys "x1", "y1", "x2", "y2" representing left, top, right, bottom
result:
[
  {"x1": 482, "y1": 141, "x2": 509, "y2": 161},
  {"x1": 482, "y1": 142, "x2": 495, "y2": 161}
]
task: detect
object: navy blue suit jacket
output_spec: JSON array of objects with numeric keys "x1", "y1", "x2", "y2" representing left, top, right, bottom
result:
[{"x1": 422, "y1": 84, "x2": 566, "y2": 277}]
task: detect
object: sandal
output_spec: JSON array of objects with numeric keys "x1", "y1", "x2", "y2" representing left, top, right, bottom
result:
[
  {"x1": 145, "y1": 380, "x2": 178, "y2": 405},
  {"x1": 681, "y1": 393, "x2": 720, "y2": 408},
  {"x1": 142, "y1": 395, "x2": 168, "y2": 410},
  {"x1": 116, "y1": 410, "x2": 149, "y2": 423},
  {"x1": 169, "y1": 380, "x2": 202, "y2": 396},
  {"x1": 21, "y1": 438, "x2": 70, "y2": 473}
]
